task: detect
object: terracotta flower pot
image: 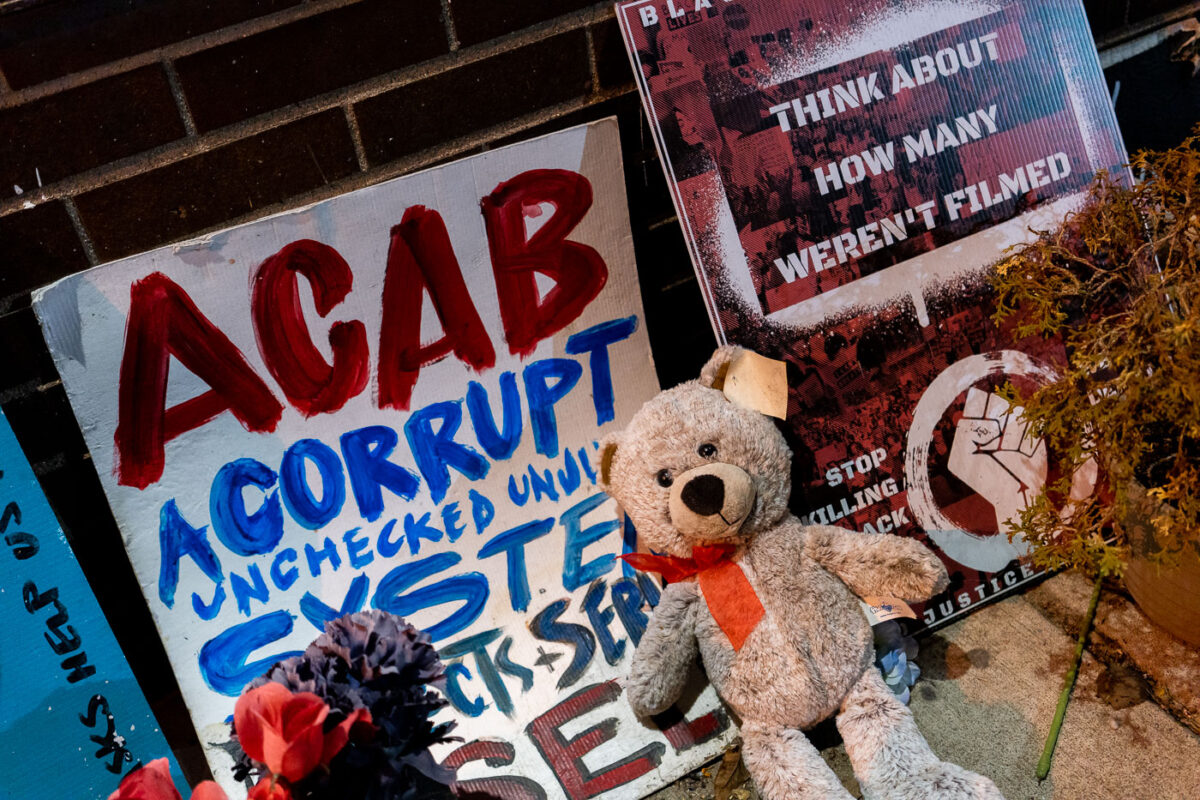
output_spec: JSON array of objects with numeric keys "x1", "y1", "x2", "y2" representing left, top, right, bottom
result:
[
  {"x1": 1119, "y1": 483, "x2": 1200, "y2": 646},
  {"x1": 1123, "y1": 554, "x2": 1200, "y2": 646}
]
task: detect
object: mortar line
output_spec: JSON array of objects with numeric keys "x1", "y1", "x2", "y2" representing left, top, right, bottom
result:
[
  {"x1": 0, "y1": 378, "x2": 41, "y2": 406},
  {"x1": 0, "y1": 6, "x2": 621, "y2": 217},
  {"x1": 1, "y1": 0, "x2": 615, "y2": 111},
  {"x1": 585, "y1": 25, "x2": 601, "y2": 96},
  {"x1": 63, "y1": 87, "x2": 636, "y2": 257},
  {"x1": 0, "y1": 0, "x2": 361, "y2": 109},
  {"x1": 31, "y1": 453, "x2": 67, "y2": 478},
  {"x1": 61, "y1": 196, "x2": 101, "y2": 267},
  {"x1": 439, "y1": 0, "x2": 460, "y2": 51},
  {"x1": 266, "y1": 87, "x2": 637, "y2": 201},
  {"x1": 161, "y1": 58, "x2": 198, "y2": 136},
  {"x1": 1096, "y1": 1, "x2": 1200, "y2": 49},
  {"x1": 661, "y1": 275, "x2": 697, "y2": 292},
  {"x1": 343, "y1": 104, "x2": 370, "y2": 172}
]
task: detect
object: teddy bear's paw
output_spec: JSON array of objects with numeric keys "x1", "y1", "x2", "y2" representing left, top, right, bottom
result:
[
  {"x1": 862, "y1": 761, "x2": 1005, "y2": 800},
  {"x1": 623, "y1": 671, "x2": 677, "y2": 718}
]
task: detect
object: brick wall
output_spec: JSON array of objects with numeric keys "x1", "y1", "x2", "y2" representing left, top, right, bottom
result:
[{"x1": 1, "y1": 0, "x2": 1197, "y2": 784}]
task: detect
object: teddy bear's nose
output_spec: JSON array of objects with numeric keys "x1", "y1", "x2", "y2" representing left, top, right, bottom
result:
[{"x1": 681, "y1": 474, "x2": 725, "y2": 516}]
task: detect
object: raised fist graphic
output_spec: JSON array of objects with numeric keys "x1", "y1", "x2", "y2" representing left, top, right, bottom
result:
[
  {"x1": 907, "y1": 352, "x2": 1079, "y2": 573},
  {"x1": 947, "y1": 387, "x2": 1047, "y2": 549}
]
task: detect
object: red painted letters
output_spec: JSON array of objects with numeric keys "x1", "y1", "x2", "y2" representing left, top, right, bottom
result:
[
  {"x1": 252, "y1": 239, "x2": 369, "y2": 416},
  {"x1": 443, "y1": 740, "x2": 547, "y2": 800},
  {"x1": 115, "y1": 272, "x2": 284, "y2": 488},
  {"x1": 525, "y1": 681, "x2": 663, "y2": 799},
  {"x1": 377, "y1": 206, "x2": 497, "y2": 410},
  {"x1": 116, "y1": 170, "x2": 608, "y2": 484},
  {"x1": 482, "y1": 170, "x2": 608, "y2": 357},
  {"x1": 658, "y1": 706, "x2": 727, "y2": 752}
]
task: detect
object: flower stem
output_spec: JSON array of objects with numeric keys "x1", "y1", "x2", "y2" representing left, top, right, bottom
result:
[{"x1": 1036, "y1": 572, "x2": 1104, "y2": 781}]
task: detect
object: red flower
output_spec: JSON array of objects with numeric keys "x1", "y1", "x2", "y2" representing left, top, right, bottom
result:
[
  {"x1": 189, "y1": 783, "x2": 229, "y2": 800},
  {"x1": 108, "y1": 759, "x2": 181, "y2": 800},
  {"x1": 247, "y1": 777, "x2": 292, "y2": 800},
  {"x1": 107, "y1": 760, "x2": 229, "y2": 800},
  {"x1": 235, "y1": 683, "x2": 374, "y2": 783},
  {"x1": 236, "y1": 683, "x2": 328, "y2": 782}
]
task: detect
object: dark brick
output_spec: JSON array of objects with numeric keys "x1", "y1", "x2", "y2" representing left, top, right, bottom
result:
[
  {"x1": 175, "y1": 0, "x2": 448, "y2": 132},
  {"x1": 592, "y1": 19, "x2": 633, "y2": 89},
  {"x1": 36, "y1": 460, "x2": 134, "y2": 643},
  {"x1": 356, "y1": 30, "x2": 592, "y2": 165},
  {"x1": 633, "y1": 220, "x2": 693, "y2": 292},
  {"x1": 0, "y1": 202, "x2": 88, "y2": 304},
  {"x1": 487, "y1": 92, "x2": 675, "y2": 226},
  {"x1": 0, "y1": 0, "x2": 300, "y2": 89},
  {"x1": 626, "y1": 148, "x2": 676, "y2": 226},
  {"x1": 489, "y1": 92, "x2": 645, "y2": 156},
  {"x1": 1082, "y1": 0, "x2": 1128, "y2": 38},
  {"x1": 642, "y1": 277, "x2": 715, "y2": 390},
  {"x1": 1128, "y1": 0, "x2": 1190, "y2": 27},
  {"x1": 75, "y1": 110, "x2": 358, "y2": 261},
  {"x1": 0, "y1": 307, "x2": 60, "y2": 392},
  {"x1": 1106, "y1": 35, "x2": 1200, "y2": 152},
  {"x1": 0, "y1": 65, "x2": 186, "y2": 189},
  {"x1": 451, "y1": 0, "x2": 599, "y2": 47},
  {"x1": 0, "y1": 382, "x2": 89, "y2": 466}
]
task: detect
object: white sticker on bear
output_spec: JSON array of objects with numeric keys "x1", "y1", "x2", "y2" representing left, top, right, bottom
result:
[{"x1": 723, "y1": 350, "x2": 788, "y2": 420}]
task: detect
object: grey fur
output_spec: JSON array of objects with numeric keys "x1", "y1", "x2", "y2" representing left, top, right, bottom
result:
[
  {"x1": 742, "y1": 721, "x2": 854, "y2": 800},
  {"x1": 837, "y1": 669, "x2": 1005, "y2": 800},
  {"x1": 607, "y1": 347, "x2": 1005, "y2": 800},
  {"x1": 624, "y1": 581, "x2": 700, "y2": 717}
]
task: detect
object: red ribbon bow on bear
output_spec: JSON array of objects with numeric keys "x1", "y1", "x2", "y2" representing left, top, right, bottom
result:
[{"x1": 620, "y1": 544, "x2": 764, "y2": 650}]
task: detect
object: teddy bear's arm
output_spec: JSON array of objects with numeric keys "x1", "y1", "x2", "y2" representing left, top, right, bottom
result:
[
  {"x1": 803, "y1": 525, "x2": 949, "y2": 601},
  {"x1": 625, "y1": 580, "x2": 700, "y2": 718}
]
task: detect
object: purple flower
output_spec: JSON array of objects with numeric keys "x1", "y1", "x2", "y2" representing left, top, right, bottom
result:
[
  {"x1": 232, "y1": 611, "x2": 456, "y2": 800},
  {"x1": 314, "y1": 610, "x2": 445, "y2": 685}
]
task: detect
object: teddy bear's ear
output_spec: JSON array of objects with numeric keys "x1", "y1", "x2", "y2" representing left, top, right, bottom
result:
[
  {"x1": 597, "y1": 432, "x2": 622, "y2": 490},
  {"x1": 698, "y1": 344, "x2": 745, "y2": 390}
]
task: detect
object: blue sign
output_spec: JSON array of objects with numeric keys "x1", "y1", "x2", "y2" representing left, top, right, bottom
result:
[{"x1": 0, "y1": 408, "x2": 186, "y2": 799}]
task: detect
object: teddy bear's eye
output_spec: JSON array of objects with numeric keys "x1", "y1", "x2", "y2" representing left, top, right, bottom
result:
[
  {"x1": 698, "y1": 443, "x2": 717, "y2": 458},
  {"x1": 656, "y1": 469, "x2": 674, "y2": 488}
]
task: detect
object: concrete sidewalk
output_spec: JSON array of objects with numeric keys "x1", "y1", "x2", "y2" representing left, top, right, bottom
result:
[{"x1": 651, "y1": 583, "x2": 1200, "y2": 800}]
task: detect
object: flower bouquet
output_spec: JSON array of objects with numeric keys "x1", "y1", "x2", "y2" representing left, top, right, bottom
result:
[{"x1": 110, "y1": 611, "x2": 457, "y2": 800}]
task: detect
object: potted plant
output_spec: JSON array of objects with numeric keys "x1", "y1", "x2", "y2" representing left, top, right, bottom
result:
[{"x1": 989, "y1": 130, "x2": 1200, "y2": 643}]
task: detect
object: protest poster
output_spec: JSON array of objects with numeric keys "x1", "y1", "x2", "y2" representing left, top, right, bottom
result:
[
  {"x1": 0, "y1": 407, "x2": 186, "y2": 799},
  {"x1": 33, "y1": 119, "x2": 733, "y2": 797},
  {"x1": 617, "y1": 0, "x2": 1128, "y2": 629}
]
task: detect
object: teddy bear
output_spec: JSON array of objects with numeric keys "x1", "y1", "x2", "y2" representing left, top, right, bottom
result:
[{"x1": 599, "y1": 346, "x2": 1004, "y2": 800}]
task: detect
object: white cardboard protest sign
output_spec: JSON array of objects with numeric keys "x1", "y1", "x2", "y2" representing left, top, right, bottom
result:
[{"x1": 33, "y1": 119, "x2": 733, "y2": 797}]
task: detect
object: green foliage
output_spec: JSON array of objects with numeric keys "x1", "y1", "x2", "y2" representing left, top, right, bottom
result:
[{"x1": 991, "y1": 131, "x2": 1200, "y2": 577}]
